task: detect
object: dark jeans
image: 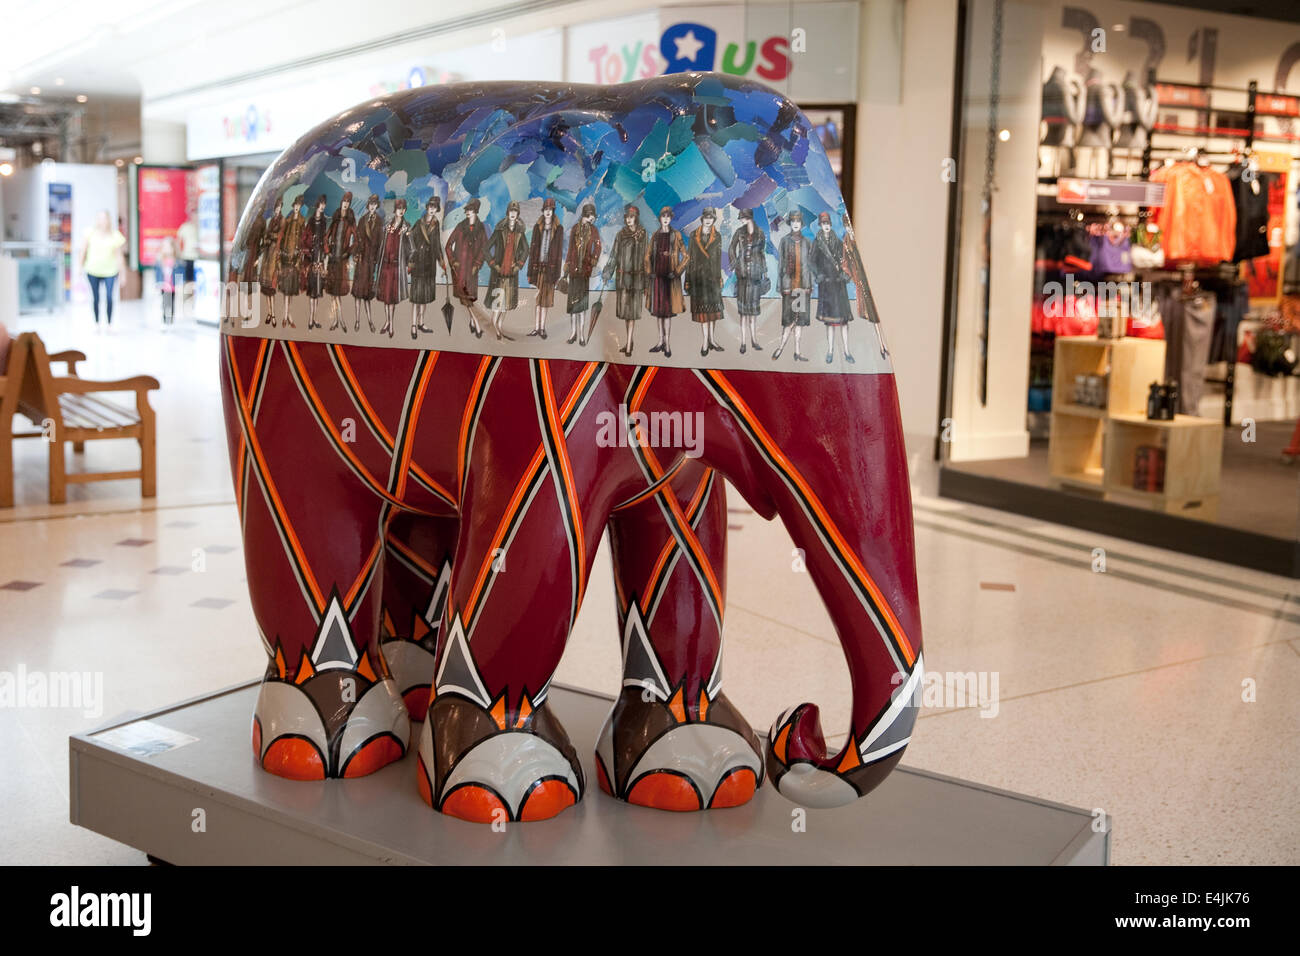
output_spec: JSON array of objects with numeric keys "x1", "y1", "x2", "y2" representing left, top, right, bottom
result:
[
  {"x1": 161, "y1": 288, "x2": 175, "y2": 324},
  {"x1": 89, "y1": 275, "x2": 116, "y2": 324}
]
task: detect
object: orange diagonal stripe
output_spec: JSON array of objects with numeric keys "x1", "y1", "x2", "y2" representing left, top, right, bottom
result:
[{"x1": 539, "y1": 361, "x2": 586, "y2": 598}]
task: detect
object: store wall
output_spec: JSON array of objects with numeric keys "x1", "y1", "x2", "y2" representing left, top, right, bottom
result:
[
  {"x1": 855, "y1": 0, "x2": 957, "y2": 449},
  {"x1": 143, "y1": 120, "x2": 188, "y2": 165},
  {"x1": 948, "y1": 0, "x2": 1045, "y2": 462}
]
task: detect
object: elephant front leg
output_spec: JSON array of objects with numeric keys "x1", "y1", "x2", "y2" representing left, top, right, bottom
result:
[
  {"x1": 415, "y1": 475, "x2": 598, "y2": 824},
  {"x1": 598, "y1": 466, "x2": 764, "y2": 811}
]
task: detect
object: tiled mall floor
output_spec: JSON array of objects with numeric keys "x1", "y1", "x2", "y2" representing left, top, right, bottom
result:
[{"x1": 2, "y1": 299, "x2": 1297, "y2": 865}]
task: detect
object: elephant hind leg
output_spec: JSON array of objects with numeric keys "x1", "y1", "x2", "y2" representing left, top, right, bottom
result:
[
  {"x1": 222, "y1": 336, "x2": 409, "y2": 780},
  {"x1": 597, "y1": 465, "x2": 763, "y2": 812},
  {"x1": 379, "y1": 512, "x2": 458, "y2": 721}
]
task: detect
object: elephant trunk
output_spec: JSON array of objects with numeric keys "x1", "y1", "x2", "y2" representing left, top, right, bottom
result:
[{"x1": 707, "y1": 370, "x2": 924, "y2": 809}]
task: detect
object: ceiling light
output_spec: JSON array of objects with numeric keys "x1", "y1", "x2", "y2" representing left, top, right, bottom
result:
[
  {"x1": 29, "y1": 86, "x2": 40, "y2": 95},
  {"x1": 54, "y1": 77, "x2": 64, "y2": 86},
  {"x1": 76, "y1": 94, "x2": 88, "y2": 103},
  {"x1": 114, "y1": 158, "x2": 124, "y2": 167},
  {"x1": 0, "y1": 163, "x2": 14, "y2": 176},
  {"x1": 133, "y1": 156, "x2": 143, "y2": 164},
  {"x1": 998, "y1": 128, "x2": 1011, "y2": 141}
]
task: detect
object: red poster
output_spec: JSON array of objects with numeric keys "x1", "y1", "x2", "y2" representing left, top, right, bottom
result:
[
  {"x1": 137, "y1": 166, "x2": 192, "y2": 267},
  {"x1": 222, "y1": 164, "x2": 238, "y2": 271}
]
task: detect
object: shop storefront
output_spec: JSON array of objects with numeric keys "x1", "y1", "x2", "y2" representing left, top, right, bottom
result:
[{"x1": 939, "y1": 0, "x2": 1300, "y2": 576}]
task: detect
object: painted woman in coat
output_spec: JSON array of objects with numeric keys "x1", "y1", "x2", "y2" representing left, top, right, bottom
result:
[
  {"x1": 408, "y1": 197, "x2": 446, "y2": 340},
  {"x1": 258, "y1": 200, "x2": 283, "y2": 327},
  {"x1": 240, "y1": 204, "x2": 267, "y2": 288},
  {"x1": 325, "y1": 191, "x2": 356, "y2": 333},
  {"x1": 840, "y1": 212, "x2": 887, "y2": 358},
  {"x1": 375, "y1": 198, "x2": 410, "y2": 339},
  {"x1": 647, "y1": 206, "x2": 686, "y2": 357},
  {"x1": 685, "y1": 207, "x2": 725, "y2": 356},
  {"x1": 812, "y1": 211, "x2": 853, "y2": 364},
  {"x1": 601, "y1": 204, "x2": 650, "y2": 356},
  {"x1": 527, "y1": 197, "x2": 563, "y2": 339},
  {"x1": 351, "y1": 194, "x2": 384, "y2": 332},
  {"x1": 276, "y1": 194, "x2": 306, "y2": 328},
  {"x1": 303, "y1": 195, "x2": 330, "y2": 330},
  {"x1": 773, "y1": 209, "x2": 813, "y2": 362},
  {"x1": 728, "y1": 207, "x2": 767, "y2": 354},
  {"x1": 242, "y1": 198, "x2": 274, "y2": 327},
  {"x1": 486, "y1": 200, "x2": 528, "y2": 341},
  {"x1": 445, "y1": 198, "x2": 488, "y2": 337},
  {"x1": 564, "y1": 202, "x2": 601, "y2": 346}
]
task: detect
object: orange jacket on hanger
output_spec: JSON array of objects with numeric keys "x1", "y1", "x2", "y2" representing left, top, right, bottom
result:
[{"x1": 1151, "y1": 162, "x2": 1237, "y2": 265}]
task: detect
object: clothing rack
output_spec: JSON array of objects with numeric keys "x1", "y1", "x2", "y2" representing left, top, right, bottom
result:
[{"x1": 1038, "y1": 78, "x2": 1289, "y2": 428}]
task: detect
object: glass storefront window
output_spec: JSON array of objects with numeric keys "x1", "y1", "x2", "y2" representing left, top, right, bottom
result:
[{"x1": 941, "y1": 0, "x2": 1300, "y2": 576}]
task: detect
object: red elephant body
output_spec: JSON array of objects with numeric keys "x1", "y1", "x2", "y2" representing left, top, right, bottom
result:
[{"x1": 221, "y1": 73, "x2": 923, "y2": 823}]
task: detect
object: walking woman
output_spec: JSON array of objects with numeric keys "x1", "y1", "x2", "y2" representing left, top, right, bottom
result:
[
  {"x1": 728, "y1": 208, "x2": 767, "y2": 354},
  {"x1": 375, "y1": 198, "x2": 410, "y2": 339},
  {"x1": 564, "y1": 203, "x2": 602, "y2": 346},
  {"x1": 646, "y1": 206, "x2": 686, "y2": 357},
  {"x1": 259, "y1": 198, "x2": 283, "y2": 327},
  {"x1": 527, "y1": 197, "x2": 563, "y2": 339},
  {"x1": 303, "y1": 195, "x2": 330, "y2": 330},
  {"x1": 812, "y1": 211, "x2": 854, "y2": 364},
  {"x1": 486, "y1": 200, "x2": 528, "y2": 341},
  {"x1": 408, "y1": 197, "x2": 445, "y2": 339},
  {"x1": 601, "y1": 204, "x2": 650, "y2": 356},
  {"x1": 685, "y1": 207, "x2": 724, "y2": 356},
  {"x1": 351, "y1": 195, "x2": 384, "y2": 332},
  {"x1": 82, "y1": 210, "x2": 126, "y2": 332},
  {"x1": 277, "y1": 194, "x2": 306, "y2": 328}
]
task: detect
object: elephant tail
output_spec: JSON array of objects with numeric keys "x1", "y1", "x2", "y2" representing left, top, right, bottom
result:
[{"x1": 765, "y1": 654, "x2": 924, "y2": 810}]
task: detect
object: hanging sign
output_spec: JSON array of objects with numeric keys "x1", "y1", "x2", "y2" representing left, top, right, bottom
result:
[{"x1": 1057, "y1": 178, "x2": 1166, "y2": 206}]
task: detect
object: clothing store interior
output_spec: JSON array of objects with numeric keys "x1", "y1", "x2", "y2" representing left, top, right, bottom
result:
[{"x1": 941, "y1": 0, "x2": 1300, "y2": 577}]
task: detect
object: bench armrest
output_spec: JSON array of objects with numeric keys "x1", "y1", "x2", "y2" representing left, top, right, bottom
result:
[
  {"x1": 50, "y1": 375, "x2": 161, "y2": 394},
  {"x1": 46, "y1": 350, "x2": 87, "y2": 375}
]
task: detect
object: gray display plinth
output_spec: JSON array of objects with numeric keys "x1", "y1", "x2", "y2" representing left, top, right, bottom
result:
[{"x1": 69, "y1": 681, "x2": 1109, "y2": 865}]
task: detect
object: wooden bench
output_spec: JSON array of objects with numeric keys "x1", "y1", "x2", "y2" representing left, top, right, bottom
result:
[{"x1": 1, "y1": 330, "x2": 159, "y2": 505}]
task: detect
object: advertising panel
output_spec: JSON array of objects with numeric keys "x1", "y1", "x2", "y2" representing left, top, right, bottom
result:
[{"x1": 137, "y1": 166, "x2": 190, "y2": 267}]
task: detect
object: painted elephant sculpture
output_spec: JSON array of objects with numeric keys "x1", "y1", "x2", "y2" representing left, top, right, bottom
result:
[{"x1": 221, "y1": 72, "x2": 923, "y2": 824}]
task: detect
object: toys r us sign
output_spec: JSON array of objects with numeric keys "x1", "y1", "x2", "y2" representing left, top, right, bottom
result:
[{"x1": 569, "y1": 2, "x2": 860, "y2": 102}]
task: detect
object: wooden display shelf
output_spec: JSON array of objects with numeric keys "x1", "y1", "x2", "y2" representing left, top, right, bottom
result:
[
  {"x1": 1053, "y1": 402, "x2": 1106, "y2": 419},
  {"x1": 1104, "y1": 413, "x2": 1223, "y2": 519},
  {"x1": 1047, "y1": 336, "x2": 1223, "y2": 521}
]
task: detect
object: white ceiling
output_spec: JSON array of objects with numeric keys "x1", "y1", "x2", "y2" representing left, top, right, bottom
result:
[
  {"x1": 0, "y1": 0, "x2": 798, "y2": 110},
  {"x1": 0, "y1": 0, "x2": 522, "y2": 101}
]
